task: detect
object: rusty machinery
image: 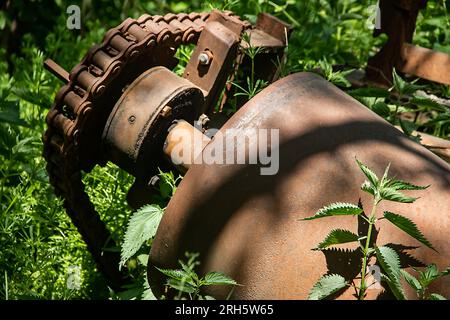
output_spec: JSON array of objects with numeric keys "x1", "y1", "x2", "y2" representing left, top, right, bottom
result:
[
  {"x1": 366, "y1": 0, "x2": 450, "y2": 86},
  {"x1": 43, "y1": 10, "x2": 449, "y2": 299}
]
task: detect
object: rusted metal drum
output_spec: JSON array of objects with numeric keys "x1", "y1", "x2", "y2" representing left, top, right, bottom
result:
[{"x1": 148, "y1": 72, "x2": 450, "y2": 299}]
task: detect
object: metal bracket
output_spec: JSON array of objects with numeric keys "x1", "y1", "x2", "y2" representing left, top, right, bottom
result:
[{"x1": 183, "y1": 11, "x2": 245, "y2": 114}]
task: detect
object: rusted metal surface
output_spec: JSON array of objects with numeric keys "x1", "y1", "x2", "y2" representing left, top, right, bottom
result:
[
  {"x1": 399, "y1": 43, "x2": 450, "y2": 86},
  {"x1": 44, "y1": 59, "x2": 69, "y2": 84},
  {"x1": 43, "y1": 10, "x2": 245, "y2": 288},
  {"x1": 248, "y1": 12, "x2": 293, "y2": 82},
  {"x1": 102, "y1": 66, "x2": 203, "y2": 177},
  {"x1": 395, "y1": 126, "x2": 450, "y2": 162},
  {"x1": 220, "y1": 13, "x2": 293, "y2": 111},
  {"x1": 163, "y1": 120, "x2": 211, "y2": 173},
  {"x1": 183, "y1": 14, "x2": 245, "y2": 114},
  {"x1": 366, "y1": 0, "x2": 450, "y2": 86},
  {"x1": 148, "y1": 72, "x2": 450, "y2": 299},
  {"x1": 366, "y1": 0, "x2": 427, "y2": 85},
  {"x1": 102, "y1": 66, "x2": 204, "y2": 210},
  {"x1": 43, "y1": 10, "x2": 288, "y2": 288}
]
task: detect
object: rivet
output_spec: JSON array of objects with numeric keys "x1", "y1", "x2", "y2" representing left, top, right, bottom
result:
[{"x1": 95, "y1": 85, "x2": 106, "y2": 96}]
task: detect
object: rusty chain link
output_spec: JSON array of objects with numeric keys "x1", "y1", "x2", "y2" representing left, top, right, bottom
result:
[{"x1": 43, "y1": 11, "x2": 250, "y2": 288}]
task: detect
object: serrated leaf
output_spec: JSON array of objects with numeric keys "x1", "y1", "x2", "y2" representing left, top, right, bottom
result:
[
  {"x1": 380, "y1": 187, "x2": 417, "y2": 203},
  {"x1": 361, "y1": 180, "x2": 375, "y2": 195},
  {"x1": 376, "y1": 246, "x2": 406, "y2": 300},
  {"x1": 302, "y1": 202, "x2": 362, "y2": 220},
  {"x1": 399, "y1": 119, "x2": 417, "y2": 136},
  {"x1": 308, "y1": 274, "x2": 348, "y2": 300},
  {"x1": 156, "y1": 266, "x2": 197, "y2": 294},
  {"x1": 356, "y1": 159, "x2": 379, "y2": 188},
  {"x1": 155, "y1": 267, "x2": 188, "y2": 282},
  {"x1": 391, "y1": 69, "x2": 425, "y2": 96},
  {"x1": 380, "y1": 163, "x2": 391, "y2": 185},
  {"x1": 137, "y1": 254, "x2": 149, "y2": 267},
  {"x1": 386, "y1": 179, "x2": 429, "y2": 191},
  {"x1": 167, "y1": 278, "x2": 197, "y2": 294},
  {"x1": 429, "y1": 293, "x2": 446, "y2": 300},
  {"x1": 383, "y1": 212, "x2": 435, "y2": 251},
  {"x1": 419, "y1": 264, "x2": 440, "y2": 287},
  {"x1": 380, "y1": 273, "x2": 406, "y2": 300},
  {"x1": 410, "y1": 96, "x2": 445, "y2": 110},
  {"x1": 376, "y1": 246, "x2": 402, "y2": 279},
  {"x1": 315, "y1": 229, "x2": 359, "y2": 250},
  {"x1": 372, "y1": 101, "x2": 390, "y2": 117},
  {"x1": 400, "y1": 270, "x2": 422, "y2": 291},
  {"x1": 120, "y1": 204, "x2": 164, "y2": 267},
  {"x1": 202, "y1": 272, "x2": 237, "y2": 286}
]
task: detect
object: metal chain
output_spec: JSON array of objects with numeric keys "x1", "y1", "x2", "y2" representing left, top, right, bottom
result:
[{"x1": 42, "y1": 11, "x2": 249, "y2": 288}]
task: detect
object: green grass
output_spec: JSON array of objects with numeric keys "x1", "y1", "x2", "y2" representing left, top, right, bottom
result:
[{"x1": 0, "y1": 0, "x2": 448, "y2": 299}]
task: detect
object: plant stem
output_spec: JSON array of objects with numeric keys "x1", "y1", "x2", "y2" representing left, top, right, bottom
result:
[{"x1": 358, "y1": 197, "x2": 378, "y2": 300}]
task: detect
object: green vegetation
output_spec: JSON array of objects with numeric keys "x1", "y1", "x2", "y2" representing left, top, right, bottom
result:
[
  {"x1": 0, "y1": 0, "x2": 449, "y2": 299},
  {"x1": 156, "y1": 252, "x2": 238, "y2": 300},
  {"x1": 302, "y1": 159, "x2": 449, "y2": 300}
]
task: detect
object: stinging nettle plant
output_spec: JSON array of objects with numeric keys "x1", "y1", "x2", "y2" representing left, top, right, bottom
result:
[
  {"x1": 156, "y1": 252, "x2": 238, "y2": 300},
  {"x1": 301, "y1": 158, "x2": 448, "y2": 300}
]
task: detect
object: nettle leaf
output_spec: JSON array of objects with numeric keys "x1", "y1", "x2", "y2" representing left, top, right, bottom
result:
[
  {"x1": 380, "y1": 187, "x2": 417, "y2": 203},
  {"x1": 315, "y1": 229, "x2": 359, "y2": 250},
  {"x1": 383, "y1": 212, "x2": 435, "y2": 251},
  {"x1": 202, "y1": 272, "x2": 237, "y2": 286},
  {"x1": 361, "y1": 180, "x2": 375, "y2": 196},
  {"x1": 308, "y1": 274, "x2": 348, "y2": 300},
  {"x1": 356, "y1": 159, "x2": 379, "y2": 188},
  {"x1": 419, "y1": 264, "x2": 440, "y2": 287},
  {"x1": 386, "y1": 179, "x2": 429, "y2": 191},
  {"x1": 429, "y1": 293, "x2": 446, "y2": 300},
  {"x1": 376, "y1": 246, "x2": 406, "y2": 299},
  {"x1": 302, "y1": 202, "x2": 362, "y2": 220},
  {"x1": 156, "y1": 267, "x2": 189, "y2": 282},
  {"x1": 167, "y1": 278, "x2": 197, "y2": 294},
  {"x1": 372, "y1": 101, "x2": 391, "y2": 117},
  {"x1": 376, "y1": 246, "x2": 402, "y2": 279},
  {"x1": 380, "y1": 163, "x2": 391, "y2": 184},
  {"x1": 380, "y1": 273, "x2": 406, "y2": 300},
  {"x1": 399, "y1": 118, "x2": 417, "y2": 136},
  {"x1": 137, "y1": 254, "x2": 149, "y2": 267},
  {"x1": 400, "y1": 270, "x2": 422, "y2": 291},
  {"x1": 120, "y1": 204, "x2": 164, "y2": 268}
]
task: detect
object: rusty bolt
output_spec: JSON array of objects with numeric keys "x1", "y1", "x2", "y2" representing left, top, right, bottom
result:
[
  {"x1": 161, "y1": 106, "x2": 172, "y2": 118},
  {"x1": 198, "y1": 51, "x2": 213, "y2": 65},
  {"x1": 198, "y1": 114, "x2": 210, "y2": 128}
]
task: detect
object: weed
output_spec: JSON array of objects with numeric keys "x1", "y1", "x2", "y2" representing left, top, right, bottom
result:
[{"x1": 302, "y1": 159, "x2": 448, "y2": 300}]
